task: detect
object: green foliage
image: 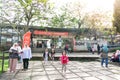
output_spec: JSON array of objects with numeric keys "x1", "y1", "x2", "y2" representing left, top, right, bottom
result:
[
  {"x1": 18, "y1": 0, "x2": 47, "y2": 7},
  {"x1": 18, "y1": 0, "x2": 32, "y2": 7},
  {"x1": 0, "y1": 51, "x2": 9, "y2": 74},
  {"x1": 70, "y1": 17, "x2": 78, "y2": 23},
  {"x1": 0, "y1": 45, "x2": 9, "y2": 51},
  {"x1": 110, "y1": 47, "x2": 120, "y2": 52},
  {"x1": 0, "y1": 53, "x2": 9, "y2": 57},
  {"x1": 0, "y1": 60, "x2": 9, "y2": 74},
  {"x1": 113, "y1": 0, "x2": 120, "y2": 33},
  {"x1": 17, "y1": 0, "x2": 49, "y2": 32},
  {"x1": 38, "y1": 0, "x2": 47, "y2": 4},
  {"x1": 50, "y1": 14, "x2": 66, "y2": 28}
]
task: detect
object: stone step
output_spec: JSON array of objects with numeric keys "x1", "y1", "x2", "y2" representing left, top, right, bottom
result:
[
  {"x1": 32, "y1": 48, "x2": 64, "y2": 53},
  {"x1": 31, "y1": 53, "x2": 100, "y2": 61}
]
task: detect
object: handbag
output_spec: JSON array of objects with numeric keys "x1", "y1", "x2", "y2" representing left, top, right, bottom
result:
[{"x1": 100, "y1": 53, "x2": 103, "y2": 57}]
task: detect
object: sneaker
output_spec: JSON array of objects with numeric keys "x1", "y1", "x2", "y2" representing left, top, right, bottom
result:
[{"x1": 106, "y1": 66, "x2": 108, "y2": 68}]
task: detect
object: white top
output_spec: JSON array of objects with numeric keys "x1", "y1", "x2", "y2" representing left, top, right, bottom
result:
[
  {"x1": 47, "y1": 41, "x2": 51, "y2": 49},
  {"x1": 9, "y1": 46, "x2": 18, "y2": 52},
  {"x1": 17, "y1": 46, "x2": 22, "y2": 53},
  {"x1": 9, "y1": 43, "x2": 18, "y2": 51},
  {"x1": 22, "y1": 47, "x2": 32, "y2": 59}
]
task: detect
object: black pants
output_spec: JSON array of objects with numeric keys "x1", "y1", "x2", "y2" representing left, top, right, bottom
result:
[
  {"x1": 23, "y1": 58, "x2": 29, "y2": 69},
  {"x1": 98, "y1": 50, "x2": 100, "y2": 55}
]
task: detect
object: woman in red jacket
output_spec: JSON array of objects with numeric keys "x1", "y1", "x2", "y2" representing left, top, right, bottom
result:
[{"x1": 60, "y1": 50, "x2": 69, "y2": 73}]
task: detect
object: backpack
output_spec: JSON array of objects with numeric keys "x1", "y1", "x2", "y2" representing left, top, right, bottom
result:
[{"x1": 102, "y1": 46, "x2": 108, "y2": 53}]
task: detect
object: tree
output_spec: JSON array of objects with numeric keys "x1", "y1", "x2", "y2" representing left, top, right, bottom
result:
[
  {"x1": 113, "y1": 0, "x2": 120, "y2": 33},
  {"x1": 0, "y1": 0, "x2": 49, "y2": 39},
  {"x1": 85, "y1": 13, "x2": 102, "y2": 39},
  {"x1": 68, "y1": 1, "x2": 85, "y2": 29},
  {"x1": 84, "y1": 10, "x2": 113, "y2": 40},
  {"x1": 48, "y1": 0, "x2": 86, "y2": 29},
  {"x1": 18, "y1": 0, "x2": 48, "y2": 32},
  {"x1": 0, "y1": 0, "x2": 24, "y2": 37},
  {"x1": 48, "y1": 4, "x2": 74, "y2": 28}
]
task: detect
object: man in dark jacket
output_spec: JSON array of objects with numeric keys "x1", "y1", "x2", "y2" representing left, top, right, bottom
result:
[{"x1": 97, "y1": 44, "x2": 100, "y2": 55}]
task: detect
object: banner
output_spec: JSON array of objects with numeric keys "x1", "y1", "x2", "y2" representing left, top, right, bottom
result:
[
  {"x1": 22, "y1": 31, "x2": 31, "y2": 48},
  {"x1": 34, "y1": 30, "x2": 68, "y2": 36}
]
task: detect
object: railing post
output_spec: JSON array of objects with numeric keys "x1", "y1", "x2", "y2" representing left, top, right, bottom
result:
[{"x1": 1, "y1": 51, "x2": 5, "y2": 72}]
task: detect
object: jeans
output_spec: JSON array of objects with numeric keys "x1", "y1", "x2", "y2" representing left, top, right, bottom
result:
[
  {"x1": 98, "y1": 50, "x2": 100, "y2": 55},
  {"x1": 18, "y1": 55, "x2": 22, "y2": 63},
  {"x1": 101, "y1": 58, "x2": 108, "y2": 67}
]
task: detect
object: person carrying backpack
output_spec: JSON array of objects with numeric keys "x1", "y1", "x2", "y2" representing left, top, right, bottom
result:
[{"x1": 100, "y1": 45, "x2": 109, "y2": 67}]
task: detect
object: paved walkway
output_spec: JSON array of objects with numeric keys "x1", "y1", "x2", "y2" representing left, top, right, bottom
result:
[{"x1": 0, "y1": 60, "x2": 120, "y2": 80}]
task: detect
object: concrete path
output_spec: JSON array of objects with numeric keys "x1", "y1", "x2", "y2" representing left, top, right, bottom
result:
[{"x1": 0, "y1": 60, "x2": 120, "y2": 80}]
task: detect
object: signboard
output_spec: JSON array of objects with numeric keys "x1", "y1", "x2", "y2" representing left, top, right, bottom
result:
[
  {"x1": 73, "y1": 40, "x2": 108, "y2": 51},
  {"x1": 73, "y1": 40, "x2": 89, "y2": 51},
  {"x1": 34, "y1": 30, "x2": 68, "y2": 36}
]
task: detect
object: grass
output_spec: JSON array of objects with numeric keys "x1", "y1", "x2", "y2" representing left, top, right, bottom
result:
[
  {"x1": 0, "y1": 52, "x2": 9, "y2": 74},
  {"x1": 0, "y1": 59, "x2": 9, "y2": 75},
  {"x1": 0, "y1": 52, "x2": 9, "y2": 57}
]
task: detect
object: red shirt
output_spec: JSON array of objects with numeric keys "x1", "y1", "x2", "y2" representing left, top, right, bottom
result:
[{"x1": 60, "y1": 55, "x2": 69, "y2": 64}]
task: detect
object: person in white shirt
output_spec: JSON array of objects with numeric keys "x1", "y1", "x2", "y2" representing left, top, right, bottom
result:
[{"x1": 22, "y1": 43, "x2": 32, "y2": 70}]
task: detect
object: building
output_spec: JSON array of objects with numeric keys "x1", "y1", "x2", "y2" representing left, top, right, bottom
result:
[{"x1": 0, "y1": 25, "x2": 80, "y2": 50}]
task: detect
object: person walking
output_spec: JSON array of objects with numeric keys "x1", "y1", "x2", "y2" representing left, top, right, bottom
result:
[
  {"x1": 9, "y1": 43, "x2": 19, "y2": 73},
  {"x1": 43, "y1": 48, "x2": 50, "y2": 64},
  {"x1": 97, "y1": 44, "x2": 100, "y2": 55},
  {"x1": 64, "y1": 44, "x2": 69, "y2": 54},
  {"x1": 50, "y1": 46, "x2": 55, "y2": 62},
  {"x1": 21, "y1": 43, "x2": 32, "y2": 70},
  {"x1": 60, "y1": 50, "x2": 69, "y2": 74},
  {"x1": 100, "y1": 45, "x2": 109, "y2": 67},
  {"x1": 91, "y1": 46, "x2": 95, "y2": 54}
]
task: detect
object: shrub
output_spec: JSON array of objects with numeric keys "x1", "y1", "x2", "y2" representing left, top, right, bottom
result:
[
  {"x1": 0, "y1": 45, "x2": 10, "y2": 51},
  {"x1": 110, "y1": 47, "x2": 120, "y2": 52}
]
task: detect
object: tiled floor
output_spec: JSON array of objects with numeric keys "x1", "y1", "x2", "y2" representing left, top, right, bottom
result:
[{"x1": 2, "y1": 61, "x2": 118, "y2": 80}]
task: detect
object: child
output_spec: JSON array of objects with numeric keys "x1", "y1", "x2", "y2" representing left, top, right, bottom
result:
[
  {"x1": 60, "y1": 50, "x2": 69, "y2": 73},
  {"x1": 51, "y1": 47, "x2": 55, "y2": 62},
  {"x1": 43, "y1": 48, "x2": 50, "y2": 64}
]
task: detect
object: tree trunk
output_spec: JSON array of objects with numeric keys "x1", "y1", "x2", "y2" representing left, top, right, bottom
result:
[
  {"x1": 78, "y1": 22, "x2": 81, "y2": 29},
  {"x1": 110, "y1": 34, "x2": 114, "y2": 44}
]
